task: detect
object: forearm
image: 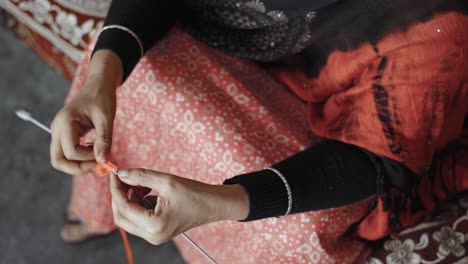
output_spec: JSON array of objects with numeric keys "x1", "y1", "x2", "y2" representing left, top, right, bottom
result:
[
  {"x1": 85, "y1": 50, "x2": 123, "y2": 93},
  {"x1": 224, "y1": 140, "x2": 411, "y2": 221}
]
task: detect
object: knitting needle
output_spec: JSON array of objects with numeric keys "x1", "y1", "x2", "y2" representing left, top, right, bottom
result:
[
  {"x1": 181, "y1": 233, "x2": 217, "y2": 264},
  {"x1": 15, "y1": 109, "x2": 218, "y2": 264}
]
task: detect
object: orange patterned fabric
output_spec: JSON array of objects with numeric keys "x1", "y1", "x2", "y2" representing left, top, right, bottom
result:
[
  {"x1": 271, "y1": 12, "x2": 468, "y2": 240},
  {"x1": 68, "y1": 29, "x2": 375, "y2": 263},
  {"x1": 271, "y1": 12, "x2": 467, "y2": 175}
]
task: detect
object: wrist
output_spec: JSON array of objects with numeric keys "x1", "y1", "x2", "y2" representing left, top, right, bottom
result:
[
  {"x1": 214, "y1": 184, "x2": 249, "y2": 221},
  {"x1": 86, "y1": 50, "x2": 123, "y2": 92}
]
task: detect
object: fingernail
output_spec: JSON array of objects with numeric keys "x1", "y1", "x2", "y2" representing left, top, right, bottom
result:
[
  {"x1": 127, "y1": 188, "x2": 134, "y2": 200},
  {"x1": 96, "y1": 149, "x2": 107, "y2": 162},
  {"x1": 118, "y1": 169, "x2": 128, "y2": 177},
  {"x1": 111, "y1": 168, "x2": 117, "y2": 175}
]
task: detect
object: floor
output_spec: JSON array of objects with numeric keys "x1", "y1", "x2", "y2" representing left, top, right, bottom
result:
[{"x1": 0, "y1": 28, "x2": 185, "y2": 264}]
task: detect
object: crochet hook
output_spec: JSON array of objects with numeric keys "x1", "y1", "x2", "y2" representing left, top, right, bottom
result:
[{"x1": 15, "y1": 109, "x2": 218, "y2": 264}]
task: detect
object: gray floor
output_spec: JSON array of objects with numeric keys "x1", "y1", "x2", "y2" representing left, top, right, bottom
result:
[{"x1": 0, "y1": 28, "x2": 184, "y2": 264}]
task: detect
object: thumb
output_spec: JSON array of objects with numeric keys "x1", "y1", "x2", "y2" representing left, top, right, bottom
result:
[
  {"x1": 92, "y1": 114, "x2": 113, "y2": 162},
  {"x1": 117, "y1": 168, "x2": 171, "y2": 192}
]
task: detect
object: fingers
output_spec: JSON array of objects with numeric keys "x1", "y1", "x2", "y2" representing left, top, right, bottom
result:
[
  {"x1": 141, "y1": 196, "x2": 158, "y2": 209},
  {"x1": 60, "y1": 123, "x2": 94, "y2": 161},
  {"x1": 127, "y1": 189, "x2": 157, "y2": 209},
  {"x1": 111, "y1": 191, "x2": 150, "y2": 239},
  {"x1": 110, "y1": 173, "x2": 170, "y2": 244},
  {"x1": 50, "y1": 133, "x2": 95, "y2": 175},
  {"x1": 116, "y1": 168, "x2": 172, "y2": 192},
  {"x1": 50, "y1": 109, "x2": 95, "y2": 174},
  {"x1": 92, "y1": 113, "x2": 113, "y2": 163},
  {"x1": 110, "y1": 173, "x2": 154, "y2": 226},
  {"x1": 114, "y1": 213, "x2": 168, "y2": 246},
  {"x1": 113, "y1": 211, "x2": 145, "y2": 238}
]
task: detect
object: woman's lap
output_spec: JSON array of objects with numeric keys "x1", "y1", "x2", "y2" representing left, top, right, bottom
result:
[{"x1": 68, "y1": 29, "x2": 374, "y2": 263}]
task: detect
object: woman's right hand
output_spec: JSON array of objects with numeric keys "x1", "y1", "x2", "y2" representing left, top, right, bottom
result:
[{"x1": 50, "y1": 50, "x2": 123, "y2": 175}]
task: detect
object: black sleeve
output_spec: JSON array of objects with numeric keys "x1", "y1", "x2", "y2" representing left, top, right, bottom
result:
[
  {"x1": 92, "y1": 0, "x2": 180, "y2": 82},
  {"x1": 224, "y1": 140, "x2": 401, "y2": 221}
]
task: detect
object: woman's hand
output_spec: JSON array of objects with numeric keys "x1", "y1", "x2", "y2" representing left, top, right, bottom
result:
[
  {"x1": 110, "y1": 168, "x2": 249, "y2": 245},
  {"x1": 50, "y1": 50, "x2": 123, "y2": 175}
]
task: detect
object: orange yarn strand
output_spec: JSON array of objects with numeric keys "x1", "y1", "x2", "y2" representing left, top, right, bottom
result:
[{"x1": 95, "y1": 161, "x2": 135, "y2": 264}]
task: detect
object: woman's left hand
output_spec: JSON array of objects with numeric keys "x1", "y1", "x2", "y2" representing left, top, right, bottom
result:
[{"x1": 109, "y1": 168, "x2": 249, "y2": 245}]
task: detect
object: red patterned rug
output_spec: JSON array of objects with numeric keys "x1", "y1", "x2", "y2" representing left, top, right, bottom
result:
[{"x1": 0, "y1": 0, "x2": 109, "y2": 80}]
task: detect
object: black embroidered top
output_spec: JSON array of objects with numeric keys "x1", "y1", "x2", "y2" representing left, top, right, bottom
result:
[
  {"x1": 94, "y1": 0, "x2": 344, "y2": 80},
  {"x1": 180, "y1": 0, "x2": 335, "y2": 61}
]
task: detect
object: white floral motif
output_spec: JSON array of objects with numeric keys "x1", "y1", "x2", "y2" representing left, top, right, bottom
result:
[
  {"x1": 364, "y1": 257, "x2": 384, "y2": 264},
  {"x1": 226, "y1": 83, "x2": 250, "y2": 105},
  {"x1": 305, "y1": 11, "x2": 317, "y2": 22},
  {"x1": 433, "y1": 226, "x2": 466, "y2": 257},
  {"x1": 290, "y1": 11, "x2": 316, "y2": 52},
  {"x1": 55, "y1": 11, "x2": 94, "y2": 45},
  {"x1": 301, "y1": 214, "x2": 311, "y2": 223},
  {"x1": 366, "y1": 211, "x2": 468, "y2": 264},
  {"x1": 175, "y1": 110, "x2": 205, "y2": 144},
  {"x1": 212, "y1": 150, "x2": 245, "y2": 175},
  {"x1": 414, "y1": 233, "x2": 429, "y2": 250},
  {"x1": 296, "y1": 244, "x2": 312, "y2": 254},
  {"x1": 146, "y1": 71, "x2": 156, "y2": 83},
  {"x1": 384, "y1": 239, "x2": 421, "y2": 264},
  {"x1": 19, "y1": 0, "x2": 52, "y2": 23},
  {"x1": 267, "y1": 10, "x2": 288, "y2": 23},
  {"x1": 17, "y1": 0, "x2": 97, "y2": 48},
  {"x1": 265, "y1": 122, "x2": 290, "y2": 144},
  {"x1": 272, "y1": 240, "x2": 284, "y2": 254},
  {"x1": 297, "y1": 31, "x2": 312, "y2": 45},
  {"x1": 310, "y1": 251, "x2": 321, "y2": 263},
  {"x1": 244, "y1": 0, "x2": 266, "y2": 13}
]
